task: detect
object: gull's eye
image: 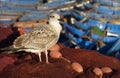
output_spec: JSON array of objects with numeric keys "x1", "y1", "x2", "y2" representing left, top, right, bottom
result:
[{"x1": 50, "y1": 16, "x2": 55, "y2": 18}]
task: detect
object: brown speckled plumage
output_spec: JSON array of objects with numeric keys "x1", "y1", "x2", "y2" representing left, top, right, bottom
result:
[{"x1": 14, "y1": 24, "x2": 59, "y2": 52}]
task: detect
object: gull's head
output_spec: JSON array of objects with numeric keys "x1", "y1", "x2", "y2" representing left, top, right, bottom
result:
[
  {"x1": 48, "y1": 13, "x2": 60, "y2": 20},
  {"x1": 47, "y1": 13, "x2": 62, "y2": 24},
  {"x1": 48, "y1": 13, "x2": 64, "y2": 25},
  {"x1": 47, "y1": 13, "x2": 62, "y2": 34}
]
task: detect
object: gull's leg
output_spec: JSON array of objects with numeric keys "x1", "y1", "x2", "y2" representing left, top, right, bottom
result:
[
  {"x1": 38, "y1": 52, "x2": 42, "y2": 62},
  {"x1": 45, "y1": 50, "x2": 49, "y2": 63}
]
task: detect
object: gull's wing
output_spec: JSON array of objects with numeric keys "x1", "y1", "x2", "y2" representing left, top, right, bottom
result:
[
  {"x1": 14, "y1": 25, "x2": 58, "y2": 51},
  {"x1": 13, "y1": 34, "x2": 29, "y2": 48}
]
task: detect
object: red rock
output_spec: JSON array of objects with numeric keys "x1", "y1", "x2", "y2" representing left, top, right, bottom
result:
[
  {"x1": 0, "y1": 46, "x2": 120, "y2": 78},
  {"x1": 0, "y1": 56, "x2": 16, "y2": 72},
  {"x1": 0, "y1": 25, "x2": 120, "y2": 78}
]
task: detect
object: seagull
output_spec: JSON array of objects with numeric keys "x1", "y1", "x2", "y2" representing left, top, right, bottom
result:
[{"x1": 0, "y1": 13, "x2": 62, "y2": 63}]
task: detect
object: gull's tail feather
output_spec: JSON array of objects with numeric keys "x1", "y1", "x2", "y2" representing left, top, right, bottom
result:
[{"x1": 0, "y1": 45, "x2": 17, "y2": 52}]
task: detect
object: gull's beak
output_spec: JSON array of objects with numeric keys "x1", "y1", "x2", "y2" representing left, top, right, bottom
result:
[{"x1": 58, "y1": 18, "x2": 64, "y2": 24}]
